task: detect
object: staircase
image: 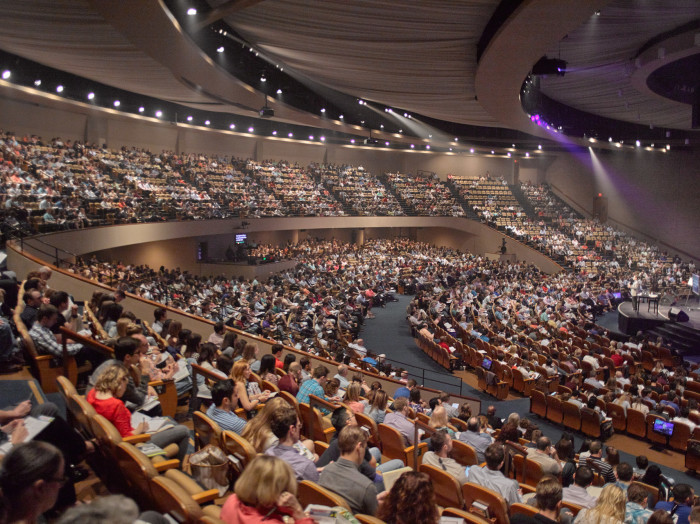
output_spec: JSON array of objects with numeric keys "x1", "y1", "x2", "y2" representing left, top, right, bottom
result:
[
  {"x1": 509, "y1": 184, "x2": 537, "y2": 219},
  {"x1": 446, "y1": 180, "x2": 479, "y2": 219},
  {"x1": 378, "y1": 174, "x2": 415, "y2": 216}
]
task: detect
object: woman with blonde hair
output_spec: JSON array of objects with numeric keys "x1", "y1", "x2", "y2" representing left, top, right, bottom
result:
[
  {"x1": 574, "y1": 483, "x2": 626, "y2": 524},
  {"x1": 343, "y1": 383, "x2": 364, "y2": 414},
  {"x1": 428, "y1": 405, "x2": 455, "y2": 437},
  {"x1": 241, "y1": 397, "x2": 316, "y2": 459},
  {"x1": 231, "y1": 360, "x2": 270, "y2": 415},
  {"x1": 220, "y1": 455, "x2": 313, "y2": 524},
  {"x1": 87, "y1": 363, "x2": 190, "y2": 462}
]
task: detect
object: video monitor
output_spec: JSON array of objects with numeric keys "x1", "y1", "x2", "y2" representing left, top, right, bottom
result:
[
  {"x1": 482, "y1": 357, "x2": 493, "y2": 371},
  {"x1": 652, "y1": 419, "x2": 674, "y2": 437}
]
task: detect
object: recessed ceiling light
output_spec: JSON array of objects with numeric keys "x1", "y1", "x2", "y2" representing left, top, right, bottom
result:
[
  {"x1": 470, "y1": 148, "x2": 474, "y2": 153},
  {"x1": 187, "y1": 8, "x2": 197, "y2": 15},
  {"x1": 205, "y1": 120, "x2": 210, "y2": 125},
  {"x1": 34, "y1": 79, "x2": 41, "y2": 86},
  {"x1": 229, "y1": 124, "x2": 235, "y2": 129},
  {"x1": 276, "y1": 89, "x2": 282, "y2": 94},
  {"x1": 138, "y1": 106, "x2": 144, "y2": 113},
  {"x1": 155, "y1": 110, "x2": 163, "y2": 118},
  {"x1": 288, "y1": 132, "x2": 293, "y2": 137},
  {"x1": 187, "y1": 116, "x2": 193, "y2": 121},
  {"x1": 248, "y1": 127, "x2": 254, "y2": 132},
  {"x1": 1, "y1": 70, "x2": 10, "y2": 80},
  {"x1": 320, "y1": 108, "x2": 325, "y2": 113},
  {"x1": 272, "y1": 130, "x2": 277, "y2": 135},
  {"x1": 56, "y1": 85, "x2": 64, "y2": 93},
  {"x1": 216, "y1": 46, "x2": 224, "y2": 53},
  {"x1": 113, "y1": 99, "x2": 120, "y2": 107},
  {"x1": 87, "y1": 92, "x2": 95, "y2": 100}
]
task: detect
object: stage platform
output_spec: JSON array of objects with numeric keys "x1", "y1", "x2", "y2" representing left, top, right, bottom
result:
[{"x1": 618, "y1": 298, "x2": 700, "y2": 356}]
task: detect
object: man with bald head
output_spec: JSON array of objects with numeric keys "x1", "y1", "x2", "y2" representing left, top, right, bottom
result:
[{"x1": 458, "y1": 416, "x2": 493, "y2": 463}]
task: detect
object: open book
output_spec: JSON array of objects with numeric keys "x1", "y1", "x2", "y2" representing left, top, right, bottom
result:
[
  {"x1": 135, "y1": 395, "x2": 160, "y2": 413},
  {"x1": 131, "y1": 412, "x2": 173, "y2": 433},
  {"x1": 0, "y1": 415, "x2": 53, "y2": 454}
]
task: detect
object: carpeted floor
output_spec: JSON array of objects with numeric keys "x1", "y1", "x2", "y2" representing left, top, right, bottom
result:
[{"x1": 360, "y1": 294, "x2": 700, "y2": 492}]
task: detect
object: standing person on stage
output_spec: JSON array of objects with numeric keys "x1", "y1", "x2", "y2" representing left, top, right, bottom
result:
[{"x1": 631, "y1": 275, "x2": 642, "y2": 312}]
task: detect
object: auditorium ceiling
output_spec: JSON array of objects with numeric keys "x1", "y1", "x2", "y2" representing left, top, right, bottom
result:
[{"x1": 0, "y1": 0, "x2": 699, "y2": 144}]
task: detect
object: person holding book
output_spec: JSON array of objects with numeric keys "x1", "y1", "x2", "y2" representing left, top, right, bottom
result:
[{"x1": 87, "y1": 362, "x2": 190, "y2": 462}]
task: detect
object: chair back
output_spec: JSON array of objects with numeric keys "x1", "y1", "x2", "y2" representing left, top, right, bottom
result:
[
  {"x1": 149, "y1": 476, "x2": 204, "y2": 524},
  {"x1": 115, "y1": 442, "x2": 159, "y2": 506},
  {"x1": 580, "y1": 408, "x2": 601, "y2": 438},
  {"x1": 355, "y1": 411, "x2": 380, "y2": 447},
  {"x1": 192, "y1": 412, "x2": 223, "y2": 450},
  {"x1": 461, "y1": 482, "x2": 510, "y2": 524},
  {"x1": 669, "y1": 421, "x2": 691, "y2": 452},
  {"x1": 441, "y1": 508, "x2": 492, "y2": 524},
  {"x1": 378, "y1": 423, "x2": 409, "y2": 459},
  {"x1": 561, "y1": 501, "x2": 584, "y2": 516},
  {"x1": 646, "y1": 414, "x2": 667, "y2": 445},
  {"x1": 546, "y1": 396, "x2": 563, "y2": 424},
  {"x1": 221, "y1": 430, "x2": 257, "y2": 472},
  {"x1": 297, "y1": 480, "x2": 351, "y2": 510},
  {"x1": 261, "y1": 380, "x2": 280, "y2": 393},
  {"x1": 561, "y1": 402, "x2": 581, "y2": 431},
  {"x1": 354, "y1": 515, "x2": 387, "y2": 524},
  {"x1": 510, "y1": 503, "x2": 538, "y2": 518},
  {"x1": 686, "y1": 439, "x2": 700, "y2": 473},
  {"x1": 626, "y1": 409, "x2": 647, "y2": 439},
  {"x1": 450, "y1": 417, "x2": 469, "y2": 432},
  {"x1": 419, "y1": 463, "x2": 465, "y2": 509},
  {"x1": 523, "y1": 458, "x2": 545, "y2": 487},
  {"x1": 606, "y1": 403, "x2": 627, "y2": 432},
  {"x1": 67, "y1": 394, "x2": 97, "y2": 437},
  {"x1": 530, "y1": 389, "x2": 547, "y2": 418},
  {"x1": 452, "y1": 439, "x2": 478, "y2": 467},
  {"x1": 56, "y1": 376, "x2": 78, "y2": 400}
]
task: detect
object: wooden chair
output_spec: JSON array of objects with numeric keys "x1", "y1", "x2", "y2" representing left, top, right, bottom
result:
[
  {"x1": 510, "y1": 502, "x2": 538, "y2": 518},
  {"x1": 452, "y1": 439, "x2": 478, "y2": 467},
  {"x1": 530, "y1": 389, "x2": 547, "y2": 419},
  {"x1": 261, "y1": 379, "x2": 280, "y2": 393},
  {"x1": 378, "y1": 423, "x2": 427, "y2": 469},
  {"x1": 114, "y1": 442, "x2": 181, "y2": 509},
  {"x1": 221, "y1": 430, "x2": 257, "y2": 477},
  {"x1": 546, "y1": 396, "x2": 563, "y2": 424},
  {"x1": 192, "y1": 412, "x2": 223, "y2": 450},
  {"x1": 562, "y1": 402, "x2": 581, "y2": 431},
  {"x1": 297, "y1": 480, "x2": 351, "y2": 510},
  {"x1": 626, "y1": 408, "x2": 647, "y2": 439},
  {"x1": 579, "y1": 408, "x2": 602, "y2": 439},
  {"x1": 419, "y1": 463, "x2": 465, "y2": 509},
  {"x1": 462, "y1": 482, "x2": 510, "y2": 524},
  {"x1": 298, "y1": 402, "x2": 335, "y2": 443},
  {"x1": 66, "y1": 394, "x2": 98, "y2": 439},
  {"x1": 606, "y1": 403, "x2": 626, "y2": 432},
  {"x1": 646, "y1": 414, "x2": 667, "y2": 446},
  {"x1": 441, "y1": 507, "x2": 492, "y2": 524},
  {"x1": 523, "y1": 458, "x2": 545, "y2": 487},
  {"x1": 685, "y1": 440, "x2": 700, "y2": 474},
  {"x1": 560, "y1": 501, "x2": 584, "y2": 516},
  {"x1": 450, "y1": 417, "x2": 469, "y2": 432},
  {"x1": 355, "y1": 411, "x2": 380, "y2": 447},
  {"x1": 669, "y1": 421, "x2": 691, "y2": 452},
  {"x1": 149, "y1": 476, "x2": 221, "y2": 524},
  {"x1": 512, "y1": 368, "x2": 534, "y2": 397}
]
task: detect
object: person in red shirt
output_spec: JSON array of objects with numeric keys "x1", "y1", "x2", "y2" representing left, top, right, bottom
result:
[
  {"x1": 271, "y1": 344, "x2": 285, "y2": 369},
  {"x1": 87, "y1": 363, "x2": 190, "y2": 462},
  {"x1": 278, "y1": 362, "x2": 302, "y2": 397},
  {"x1": 610, "y1": 349, "x2": 624, "y2": 368}
]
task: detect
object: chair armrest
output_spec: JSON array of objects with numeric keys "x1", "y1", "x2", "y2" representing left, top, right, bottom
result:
[
  {"x1": 164, "y1": 469, "x2": 206, "y2": 496},
  {"x1": 148, "y1": 380, "x2": 165, "y2": 387},
  {"x1": 192, "y1": 489, "x2": 220, "y2": 505},
  {"x1": 153, "y1": 459, "x2": 180, "y2": 472},
  {"x1": 519, "y1": 483, "x2": 536, "y2": 494},
  {"x1": 124, "y1": 434, "x2": 151, "y2": 444}
]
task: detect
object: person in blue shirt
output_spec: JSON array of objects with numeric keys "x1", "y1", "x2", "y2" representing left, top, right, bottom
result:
[
  {"x1": 296, "y1": 365, "x2": 331, "y2": 414},
  {"x1": 206, "y1": 379, "x2": 247, "y2": 435},
  {"x1": 655, "y1": 484, "x2": 694, "y2": 524}
]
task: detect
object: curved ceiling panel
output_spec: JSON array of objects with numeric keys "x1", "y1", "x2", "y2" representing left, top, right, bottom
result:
[
  {"x1": 538, "y1": 0, "x2": 700, "y2": 130},
  {"x1": 212, "y1": 0, "x2": 503, "y2": 126}
]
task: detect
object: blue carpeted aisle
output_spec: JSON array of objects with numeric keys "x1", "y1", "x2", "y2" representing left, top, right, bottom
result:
[{"x1": 360, "y1": 294, "x2": 700, "y2": 492}]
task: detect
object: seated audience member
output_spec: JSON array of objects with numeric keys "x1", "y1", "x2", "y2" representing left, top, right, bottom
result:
[
  {"x1": 29, "y1": 304, "x2": 88, "y2": 363},
  {"x1": 486, "y1": 405, "x2": 504, "y2": 429},
  {"x1": 343, "y1": 383, "x2": 365, "y2": 414},
  {"x1": 574, "y1": 483, "x2": 626, "y2": 524},
  {"x1": 673, "y1": 406, "x2": 696, "y2": 431},
  {"x1": 318, "y1": 426, "x2": 383, "y2": 515},
  {"x1": 640, "y1": 465, "x2": 670, "y2": 501},
  {"x1": 367, "y1": 389, "x2": 389, "y2": 424},
  {"x1": 19, "y1": 289, "x2": 42, "y2": 329},
  {"x1": 613, "y1": 462, "x2": 633, "y2": 492},
  {"x1": 586, "y1": 440, "x2": 616, "y2": 484},
  {"x1": 334, "y1": 364, "x2": 350, "y2": 389},
  {"x1": 423, "y1": 429, "x2": 467, "y2": 484},
  {"x1": 509, "y1": 476, "x2": 563, "y2": 524},
  {"x1": 0, "y1": 441, "x2": 70, "y2": 522},
  {"x1": 562, "y1": 466, "x2": 597, "y2": 509},
  {"x1": 88, "y1": 336, "x2": 161, "y2": 416},
  {"x1": 206, "y1": 379, "x2": 247, "y2": 435},
  {"x1": 271, "y1": 344, "x2": 284, "y2": 369},
  {"x1": 467, "y1": 442, "x2": 522, "y2": 505},
  {"x1": 383, "y1": 397, "x2": 416, "y2": 445},
  {"x1": 458, "y1": 416, "x2": 494, "y2": 463},
  {"x1": 207, "y1": 321, "x2": 225, "y2": 349},
  {"x1": 296, "y1": 365, "x2": 331, "y2": 414},
  {"x1": 220, "y1": 455, "x2": 313, "y2": 524},
  {"x1": 278, "y1": 362, "x2": 302, "y2": 396},
  {"x1": 392, "y1": 378, "x2": 417, "y2": 400},
  {"x1": 87, "y1": 363, "x2": 190, "y2": 462},
  {"x1": 632, "y1": 455, "x2": 648, "y2": 480},
  {"x1": 689, "y1": 507, "x2": 700, "y2": 524},
  {"x1": 258, "y1": 354, "x2": 279, "y2": 386},
  {"x1": 264, "y1": 406, "x2": 319, "y2": 481},
  {"x1": 428, "y1": 405, "x2": 454, "y2": 436},
  {"x1": 231, "y1": 360, "x2": 270, "y2": 416},
  {"x1": 624, "y1": 482, "x2": 654, "y2": 524},
  {"x1": 527, "y1": 436, "x2": 563, "y2": 477},
  {"x1": 376, "y1": 471, "x2": 440, "y2": 524},
  {"x1": 655, "y1": 484, "x2": 694, "y2": 524}
]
